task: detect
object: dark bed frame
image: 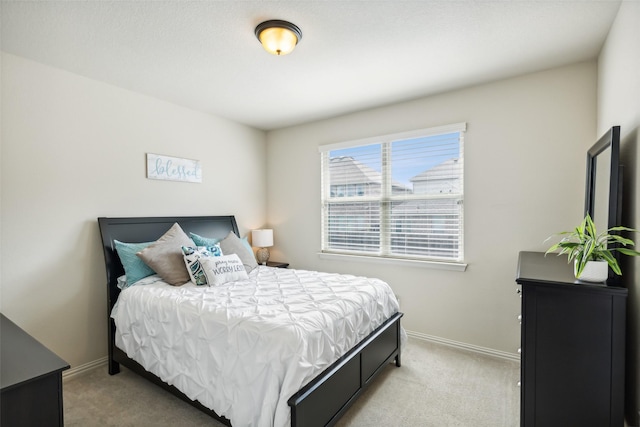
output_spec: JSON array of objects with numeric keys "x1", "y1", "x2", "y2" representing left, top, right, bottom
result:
[{"x1": 98, "y1": 215, "x2": 403, "y2": 427}]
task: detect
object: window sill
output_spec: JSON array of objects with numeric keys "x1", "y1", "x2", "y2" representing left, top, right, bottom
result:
[{"x1": 317, "y1": 252, "x2": 468, "y2": 271}]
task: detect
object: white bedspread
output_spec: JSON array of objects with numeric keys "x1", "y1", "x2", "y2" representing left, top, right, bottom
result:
[{"x1": 111, "y1": 266, "x2": 403, "y2": 427}]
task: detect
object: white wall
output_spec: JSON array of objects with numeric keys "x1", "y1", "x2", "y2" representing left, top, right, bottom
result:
[
  {"x1": 266, "y1": 62, "x2": 596, "y2": 355},
  {"x1": 0, "y1": 49, "x2": 604, "y2": 376},
  {"x1": 598, "y1": 2, "x2": 640, "y2": 424},
  {"x1": 0, "y1": 53, "x2": 267, "y2": 369}
]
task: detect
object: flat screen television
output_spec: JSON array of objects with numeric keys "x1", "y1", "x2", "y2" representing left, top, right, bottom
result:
[{"x1": 584, "y1": 125, "x2": 622, "y2": 283}]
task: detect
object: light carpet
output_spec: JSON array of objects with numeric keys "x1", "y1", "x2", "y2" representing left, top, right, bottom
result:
[{"x1": 64, "y1": 337, "x2": 520, "y2": 426}]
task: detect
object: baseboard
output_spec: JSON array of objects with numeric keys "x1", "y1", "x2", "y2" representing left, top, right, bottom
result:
[
  {"x1": 62, "y1": 356, "x2": 108, "y2": 381},
  {"x1": 406, "y1": 330, "x2": 521, "y2": 362}
]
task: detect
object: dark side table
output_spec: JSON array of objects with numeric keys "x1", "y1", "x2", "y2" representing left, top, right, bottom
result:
[
  {"x1": 1, "y1": 313, "x2": 70, "y2": 426},
  {"x1": 266, "y1": 261, "x2": 289, "y2": 268}
]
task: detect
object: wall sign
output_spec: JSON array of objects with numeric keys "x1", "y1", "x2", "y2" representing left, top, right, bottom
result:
[{"x1": 146, "y1": 153, "x2": 202, "y2": 183}]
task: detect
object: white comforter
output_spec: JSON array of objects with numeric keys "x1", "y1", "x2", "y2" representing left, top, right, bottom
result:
[{"x1": 111, "y1": 266, "x2": 402, "y2": 427}]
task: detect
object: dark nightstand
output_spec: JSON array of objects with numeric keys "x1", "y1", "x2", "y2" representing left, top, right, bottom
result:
[{"x1": 266, "y1": 261, "x2": 289, "y2": 268}]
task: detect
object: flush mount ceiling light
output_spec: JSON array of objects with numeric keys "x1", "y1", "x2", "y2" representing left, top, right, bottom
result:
[{"x1": 255, "y1": 20, "x2": 302, "y2": 56}]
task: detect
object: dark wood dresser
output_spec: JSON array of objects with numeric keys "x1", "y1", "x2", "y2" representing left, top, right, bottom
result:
[
  {"x1": 1, "y1": 313, "x2": 70, "y2": 426},
  {"x1": 515, "y1": 251, "x2": 627, "y2": 427}
]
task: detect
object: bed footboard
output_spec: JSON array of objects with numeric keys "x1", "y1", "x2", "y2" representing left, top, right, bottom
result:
[
  {"x1": 287, "y1": 312, "x2": 403, "y2": 427},
  {"x1": 109, "y1": 312, "x2": 402, "y2": 427}
]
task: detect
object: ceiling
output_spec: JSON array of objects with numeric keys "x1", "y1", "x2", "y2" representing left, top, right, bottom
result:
[{"x1": 1, "y1": 1, "x2": 622, "y2": 131}]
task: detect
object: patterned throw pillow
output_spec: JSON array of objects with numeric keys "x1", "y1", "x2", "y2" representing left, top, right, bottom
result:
[
  {"x1": 182, "y1": 245, "x2": 222, "y2": 286},
  {"x1": 200, "y1": 254, "x2": 249, "y2": 286}
]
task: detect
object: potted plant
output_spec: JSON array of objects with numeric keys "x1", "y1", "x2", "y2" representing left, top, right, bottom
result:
[{"x1": 545, "y1": 213, "x2": 640, "y2": 282}]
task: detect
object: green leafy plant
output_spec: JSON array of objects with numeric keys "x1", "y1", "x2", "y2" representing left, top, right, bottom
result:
[{"x1": 545, "y1": 213, "x2": 640, "y2": 278}]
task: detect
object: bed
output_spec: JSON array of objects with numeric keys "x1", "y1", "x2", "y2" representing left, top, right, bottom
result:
[{"x1": 98, "y1": 215, "x2": 403, "y2": 427}]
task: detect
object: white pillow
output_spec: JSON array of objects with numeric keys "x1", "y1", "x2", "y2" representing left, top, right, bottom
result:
[
  {"x1": 116, "y1": 275, "x2": 128, "y2": 290},
  {"x1": 117, "y1": 274, "x2": 165, "y2": 289},
  {"x1": 200, "y1": 254, "x2": 249, "y2": 286}
]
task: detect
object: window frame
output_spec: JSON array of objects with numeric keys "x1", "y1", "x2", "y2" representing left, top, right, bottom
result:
[{"x1": 319, "y1": 123, "x2": 466, "y2": 267}]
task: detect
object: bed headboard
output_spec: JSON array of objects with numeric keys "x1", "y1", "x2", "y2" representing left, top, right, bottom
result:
[{"x1": 98, "y1": 215, "x2": 240, "y2": 310}]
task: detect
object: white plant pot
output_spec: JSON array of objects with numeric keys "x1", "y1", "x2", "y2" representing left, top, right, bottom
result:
[{"x1": 575, "y1": 260, "x2": 608, "y2": 282}]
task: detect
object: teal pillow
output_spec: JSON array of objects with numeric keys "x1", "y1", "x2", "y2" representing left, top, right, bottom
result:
[
  {"x1": 191, "y1": 232, "x2": 253, "y2": 261},
  {"x1": 114, "y1": 240, "x2": 156, "y2": 286},
  {"x1": 240, "y1": 236, "x2": 253, "y2": 255},
  {"x1": 190, "y1": 232, "x2": 222, "y2": 247},
  {"x1": 189, "y1": 231, "x2": 253, "y2": 271}
]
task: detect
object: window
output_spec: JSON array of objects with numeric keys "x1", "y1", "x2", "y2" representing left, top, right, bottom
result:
[{"x1": 320, "y1": 123, "x2": 465, "y2": 263}]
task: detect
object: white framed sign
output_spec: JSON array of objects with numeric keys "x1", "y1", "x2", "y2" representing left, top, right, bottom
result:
[{"x1": 146, "y1": 153, "x2": 202, "y2": 183}]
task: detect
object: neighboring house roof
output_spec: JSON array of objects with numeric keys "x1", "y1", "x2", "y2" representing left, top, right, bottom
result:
[
  {"x1": 330, "y1": 156, "x2": 409, "y2": 191},
  {"x1": 410, "y1": 158, "x2": 460, "y2": 183},
  {"x1": 330, "y1": 156, "x2": 381, "y2": 185}
]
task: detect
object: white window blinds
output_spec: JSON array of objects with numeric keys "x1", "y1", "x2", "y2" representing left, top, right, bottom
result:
[{"x1": 320, "y1": 123, "x2": 465, "y2": 262}]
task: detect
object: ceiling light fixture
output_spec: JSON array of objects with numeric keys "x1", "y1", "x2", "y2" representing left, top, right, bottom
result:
[{"x1": 255, "y1": 20, "x2": 302, "y2": 56}]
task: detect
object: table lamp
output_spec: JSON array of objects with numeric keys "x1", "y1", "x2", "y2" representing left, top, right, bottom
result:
[{"x1": 252, "y1": 229, "x2": 274, "y2": 265}]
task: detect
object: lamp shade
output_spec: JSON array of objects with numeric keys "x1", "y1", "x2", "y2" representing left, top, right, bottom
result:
[
  {"x1": 252, "y1": 229, "x2": 273, "y2": 248},
  {"x1": 255, "y1": 20, "x2": 302, "y2": 56}
]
